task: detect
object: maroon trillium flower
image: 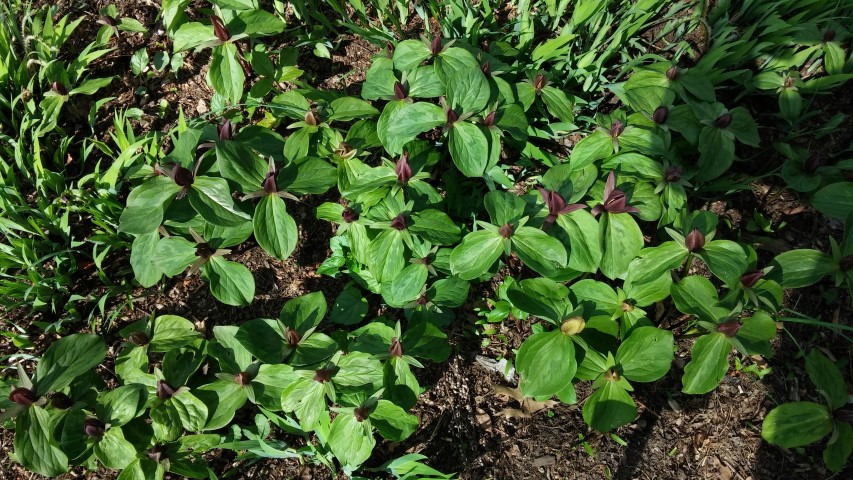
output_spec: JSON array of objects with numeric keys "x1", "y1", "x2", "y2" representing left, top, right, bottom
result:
[
  {"x1": 685, "y1": 228, "x2": 705, "y2": 253},
  {"x1": 430, "y1": 34, "x2": 442, "y2": 55},
  {"x1": 388, "y1": 337, "x2": 404, "y2": 357},
  {"x1": 652, "y1": 106, "x2": 669, "y2": 124},
  {"x1": 481, "y1": 61, "x2": 491, "y2": 77},
  {"x1": 740, "y1": 270, "x2": 764, "y2": 288},
  {"x1": 716, "y1": 320, "x2": 742, "y2": 337},
  {"x1": 385, "y1": 43, "x2": 395, "y2": 59},
  {"x1": 590, "y1": 172, "x2": 640, "y2": 217},
  {"x1": 393, "y1": 81, "x2": 408, "y2": 100},
  {"x1": 537, "y1": 187, "x2": 585, "y2": 230},
  {"x1": 156, "y1": 380, "x2": 177, "y2": 400},
  {"x1": 390, "y1": 214, "x2": 407, "y2": 230},
  {"x1": 218, "y1": 119, "x2": 234, "y2": 140},
  {"x1": 342, "y1": 207, "x2": 358, "y2": 223},
  {"x1": 211, "y1": 15, "x2": 231, "y2": 42},
  {"x1": 9, "y1": 387, "x2": 37, "y2": 406},
  {"x1": 84, "y1": 418, "x2": 106, "y2": 439},
  {"x1": 354, "y1": 405, "x2": 370, "y2": 422},
  {"x1": 395, "y1": 151, "x2": 412, "y2": 185}
]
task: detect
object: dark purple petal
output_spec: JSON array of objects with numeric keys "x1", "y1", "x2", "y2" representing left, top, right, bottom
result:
[
  {"x1": 740, "y1": 270, "x2": 764, "y2": 288},
  {"x1": 84, "y1": 418, "x2": 106, "y2": 439},
  {"x1": 285, "y1": 327, "x2": 301, "y2": 347},
  {"x1": 390, "y1": 214, "x2": 407, "y2": 230},
  {"x1": 823, "y1": 30, "x2": 836, "y2": 42},
  {"x1": 235, "y1": 371, "x2": 252, "y2": 386},
  {"x1": 481, "y1": 61, "x2": 491, "y2": 76},
  {"x1": 385, "y1": 43, "x2": 395, "y2": 59},
  {"x1": 609, "y1": 120, "x2": 624, "y2": 138},
  {"x1": 430, "y1": 34, "x2": 442, "y2": 55},
  {"x1": 666, "y1": 66, "x2": 679, "y2": 81},
  {"x1": 499, "y1": 223, "x2": 514, "y2": 238},
  {"x1": 446, "y1": 109, "x2": 458, "y2": 125},
  {"x1": 211, "y1": 15, "x2": 230, "y2": 42},
  {"x1": 483, "y1": 110, "x2": 496, "y2": 127},
  {"x1": 603, "y1": 171, "x2": 616, "y2": 200},
  {"x1": 714, "y1": 113, "x2": 732, "y2": 129},
  {"x1": 52, "y1": 81, "x2": 68, "y2": 96},
  {"x1": 388, "y1": 337, "x2": 404, "y2": 357},
  {"x1": 218, "y1": 119, "x2": 234, "y2": 140},
  {"x1": 156, "y1": 381, "x2": 176, "y2": 400},
  {"x1": 98, "y1": 15, "x2": 118, "y2": 27},
  {"x1": 685, "y1": 228, "x2": 705, "y2": 253},
  {"x1": 51, "y1": 392, "x2": 73, "y2": 410},
  {"x1": 9, "y1": 387, "x2": 37, "y2": 406},
  {"x1": 393, "y1": 81, "x2": 408, "y2": 100},
  {"x1": 395, "y1": 151, "x2": 412, "y2": 185},
  {"x1": 534, "y1": 74, "x2": 546, "y2": 91},
  {"x1": 313, "y1": 368, "x2": 334, "y2": 383},
  {"x1": 262, "y1": 172, "x2": 278, "y2": 194},
  {"x1": 665, "y1": 166, "x2": 682, "y2": 182},
  {"x1": 652, "y1": 106, "x2": 668, "y2": 124},
  {"x1": 590, "y1": 205, "x2": 604, "y2": 217},
  {"x1": 716, "y1": 320, "x2": 742, "y2": 337},
  {"x1": 171, "y1": 164, "x2": 194, "y2": 187},
  {"x1": 354, "y1": 405, "x2": 370, "y2": 422},
  {"x1": 342, "y1": 207, "x2": 358, "y2": 223},
  {"x1": 128, "y1": 331, "x2": 150, "y2": 346}
]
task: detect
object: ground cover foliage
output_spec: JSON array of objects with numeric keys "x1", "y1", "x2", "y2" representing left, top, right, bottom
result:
[{"x1": 1, "y1": 0, "x2": 853, "y2": 478}]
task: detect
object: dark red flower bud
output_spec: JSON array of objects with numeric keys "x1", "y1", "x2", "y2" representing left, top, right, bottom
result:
[
  {"x1": 128, "y1": 331, "x2": 150, "y2": 346},
  {"x1": 499, "y1": 223, "x2": 514, "y2": 238},
  {"x1": 823, "y1": 30, "x2": 836, "y2": 43},
  {"x1": 156, "y1": 381, "x2": 176, "y2": 400},
  {"x1": 666, "y1": 66, "x2": 679, "y2": 81},
  {"x1": 304, "y1": 110, "x2": 319, "y2": 126},
  {"x1": 446, "y1": 109, "x2": 458, "y2": 124},
  {"x1": 147, "y1": 445, "x2": 167, "y2": 463},
  {"x1": 354, "y1": 405, "x2": 370, "y2": 422},
  {"x1": 393, "y1": 81, "x2": 408, "y2": 100},
  {"x1": 195, "y1": 242, "x2": 215, "y2": 259},
  {"x1": 235, "y1": 371, "x2": 252, "y2": 386},
  {"x1": 52, "y1": 81, "x2": 68, "y2": 95},
  {"x1": 262, "y1": 172, "x2": 278, "y2": 194},
  {"x1": 417, "y1": 294, "x2": 429, "y2": 305},
  {"x1": 211, "y1": 15, "x2": 230, "y2": 42},
  {"x1": 685, "y1": 228, "x2": 705, "y2": 253},
  {"x1": 481, "y1": 61, "x2": 491, "y2": 76},
  {"x1": 98, "y1": 15, "x2": 118, "y2": 27},
  {"x1": 534, "y1": 74, "x2": 546, "y2": 91},
  {"x1": 714, "y1": 113, "x2": 732, "y2": 128},
  {"x1": 388, "y1": 337, "x2": 404, "y2": 357},
  {"x1": 841, "y1": 255, "x2": 853, "y2": 272},
  {"x1": 609, "y1": 120, "x2": 624, "y2": 138},
  {"x1": 218, "y1": 119, "x2": 234, "y2": 140},
  {"x1": 313, "y1": 368, "x2": 334, "y2": 383},
  {"x1": 652, "y1": 106, "x2": 669, "y2": 124},
  {"x1": 396, "y1": 151, "x2": 412, "y2": 185},
  {"x1": 430, "y1": 34, "x2": 442, "y2": 55},
  {"x1": 716, "y1": 320, "x2": 742, "y2": 337},
  {"x1": 390, "y1": 214, "x2": 407, "y2": 230},
  {"x1": 285, "y1": 327, "x2": 301, "y2": 347},
  {"x1": 804, "y1": 155, "x2": 821, "y2": 174},
  {"x1": 51, "y1": 392, "x2": 74, "y2": 410},
  {"x1": 665, "y1": 166, "x2": 682, "y2": 182},
  {"x1": 171, "y1": 164, "x2": 194, "y2": 187},
  {"x1": 483, "y1": 110, "x2": 496, "y2": 127},
  {"x1": 84, "y1": 418, "x2": 106, "y2": 438},
  {"x1": 342, "y1": 207, "x2": 358, "y2": 223},
  {"x1": 9, "y1": 387, "x2": 37, "y2": 406},
  {"x1": 386, "y1": 43, "x2": 395, "y2": 59},
  {"x1": 740, "y1": 270, "x2": 764, "y2": 288}
]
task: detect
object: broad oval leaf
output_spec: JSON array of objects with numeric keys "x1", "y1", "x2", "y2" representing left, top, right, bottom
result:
[
  {"x1": 681, "y1": 332, "x2": 731, "y2": 394},
  {"x1": 202, "y1": 256, "x2": 255, "y2": 306},
  {"x1": 254, "y1": 195, "x2": 298, "y2": 260},
  {"x1": 516, "y1": 330, "x2": 576, "y2": 398},
  {"x1": 761, "y1": 401, "x2": 833, "y2": 448},
  {"x1": 449, "y1": 229, "x2": 503, "y2": 280},
  {"x1": 616, "y1": 327, "x2": 674, "y2": 382}
]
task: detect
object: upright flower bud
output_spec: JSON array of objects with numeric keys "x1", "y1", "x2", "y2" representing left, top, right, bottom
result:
[
  {"x1": 128, "y1": 331, "x2": 150, "y2": 346},
  {"x1": 284, "y1": 327, "x2": 301, "y2": 347},
  {"x1": 388, "y1": 337, "x2": 404, "y2": 357},
  {"x1": 211, "y1": 15, "x2": 230, "y2": 42},
  {"x1": 685, "y1": 228, "x2": 705, "y2": 253},
  {"x1": 335, "y1": 142, "x2": 355, "y2": 159},
  {"x1": 483, "y1": 110, "x2": 496, "y2": 128},
  {"x1": 235, "y1": 371, "x2": 252, "y2": 386},
  {"x1": 716, "y1": 320, "x2": 742, "y2": 337},
  {"x1": 740, "y1": 270, "x2": 764, "y2": 288},
  {"x1": 354, "y1": 405, "x2": 370, "y2": 422},
  {"x1": 609, "y1": 120, "x2": 624, "y2": 138},
  {"x1": 560, "y1": 317, "x2": 586, "y2": 336},
  {"x1": 393, "y1": 81, "x2": 408, "y2": 100},
  {"x1": 714, "y1": 113, "x2": 732, "y2": 128},
  {"x1": 499, "y1": 223, "x2": 514, "y2": 238},
  {"x1": 783, "y1": 76, "x2": 795, "y2": 89},
  {"x1": 390, "y1": 214, "x2": 407, "y2": 230},
  {"x1": 304, "y1": 110, "x2": 319, "y2": 126},
  {"x1": 481, "y1": 61, "x2": 491, "y2": 76},
  {"x1": 430, "y1": 34, "x2": 442, "y2": 55},
  {"x1": 395, "y1": 151, "x2": 412, "y2": 185},
  {"x1": 84, "y1": 418, "x2": 106, "y2": 439},
  {"x1": 51, "y1": 392, "x2": 74, "y2": 410},
  {"x1": 313, "y1": 368, "x2": 334, "y2": 383},
  {"x1": 156, "y1": 381, "x2": 176, "y2": 400},
  {"x1": 665, "y1": 166, "x2": 682, "y2": 182},
  {"x1": 171, "y1": 164, "x2": 194, "y2": 187},
  {"x1": 385, "y1": 43, "x2": 395, "y2": 59},
  {"x1": 262, "y1": 171, "x2": 278, "y2": 194},
  {"x1": 9, "y1": 387, "x2": 37, "y2": 406},
  {"x1": 218, "y1": 119, "x2": 234, "y2": 140},
  {"x1": 666, "y1": 66, "x2": 679, "y2": 81},
  {"x1": 652, "y1": 106, "x2": 669, "y2": 124},
  {"x1": 804, "y1": 155, "x2": 821, "y2": 174},
  {"x1": 533, "y1": 74, "x2": 547, "y2": 91},
  {"x1": 52, "y1": 81, "x2": 68, "y2": 96},
  {"x1": 342, "y1": 207, "x2": 358, "y2": 223}
]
